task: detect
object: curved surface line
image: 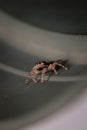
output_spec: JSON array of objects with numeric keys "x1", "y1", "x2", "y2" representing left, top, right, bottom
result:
[
  {"x1": 0, "y1": 11, "x2": 87, "y2": 64},
  {"x1": 0, "y1": 63, "x2": 28, "y2": 77}
]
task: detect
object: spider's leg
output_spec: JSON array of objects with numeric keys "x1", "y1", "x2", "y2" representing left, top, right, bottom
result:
[
  {"x1": 25, "y1": 75, "x2": 31, "y2": 84},
  {"x1": 31, "y1": 75, "x2": 37, "y2": 83},
  {"x1": 25, "y1": 77, "x2": 29, "y2": 84},
  {"x1": 46, "y1": 73, "x2": 50, "y2": 81},
  {"x1": 36, "y1": 74, "x2": 42, "y2": 81},
  {"x1": 41, "y1": 73, "x2": 45, "y2": 83},
  {"x1": 54, "y1": 68, "x2": 58, "y2": 75},
  {"x1": 56, "y1": 63, "x2": 68, "y2": 70},
  {"x1": 62, "y1": 65, "x2": 68, "y2": 70},
  {"x1": 27, "y1": 74, "x2": 37, "y2": 83},
  {"x1": 25, "y1": 74, "x2": 31, "y2": 84}
]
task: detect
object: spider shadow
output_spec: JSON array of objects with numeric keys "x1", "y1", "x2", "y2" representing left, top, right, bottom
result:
[
  {"x1": 43, "y1": 70, "x2": 64, "y2": 83},
  {"x1": 25, "y1": 77, "x2": 33, "y2": 88}
]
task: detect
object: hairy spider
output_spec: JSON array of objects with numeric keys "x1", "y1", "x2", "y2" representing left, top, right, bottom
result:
[{"x1": 25, "y1": 59, "x2": 69, "y2": 84}]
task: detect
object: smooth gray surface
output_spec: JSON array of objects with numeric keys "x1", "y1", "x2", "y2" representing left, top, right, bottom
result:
[
  {"x1": 0, "y1": 4, "x2": 87, "y2": 129},
  {"x1": 0, "y1": 41, "x2": 87, "y2": 130},
  {"x1": 0, "y1": 2, "x2": 87, "y2": 34}
]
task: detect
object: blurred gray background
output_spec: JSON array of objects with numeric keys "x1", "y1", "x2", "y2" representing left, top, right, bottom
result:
[{"x1": 0, "y1": 2, "x2": 87, "y2": 130}]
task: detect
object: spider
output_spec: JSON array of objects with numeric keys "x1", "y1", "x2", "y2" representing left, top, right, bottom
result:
[{"x1": 25, "y1": 59, "x2": 69, "y2": 84}]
